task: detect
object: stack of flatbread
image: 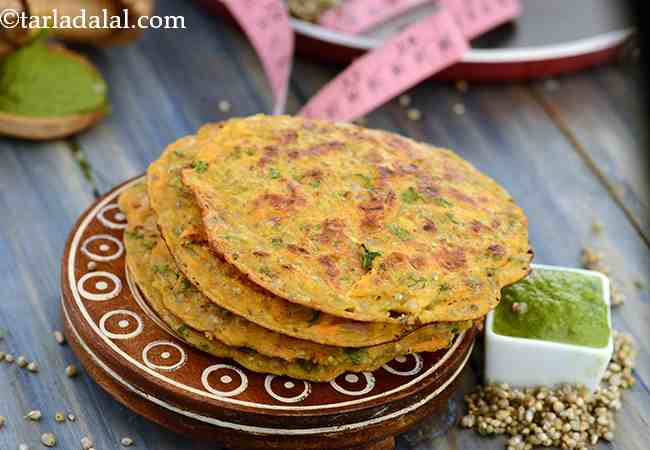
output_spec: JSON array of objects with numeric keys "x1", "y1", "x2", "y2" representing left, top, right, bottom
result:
[{"x1": 118, "y1": 115, "x2": 531, "y2": 382}]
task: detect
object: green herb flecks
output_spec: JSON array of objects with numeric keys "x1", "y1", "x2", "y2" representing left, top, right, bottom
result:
[
  {"x1": 152, "y1": 264, "x2": 169, "y2": 274},
  {"x1": 406, "y1": 274, "x2": 429, "y2": 290},
  {"x1": 401, "y1": 187, "x2": 423, "y2": 204},
  {"x1": 192, "y1": 160, "x2": 209, "y2": 173},
  {"x1": 308, "y1": 310, "x2": 320, "y2": 326},
  {"x1": 179, "y1": 278, "x2": 197, "y2": 292},
  {"x1": 269, "y1": 167, "x2": 281, "y2": 179},
  {"x1": 124, "y1": 230, "x2": 144, "y2": 240},
  {"x1": 298, "y1": 359, "x2": 317, "y2": 373},
  {"x1": 388, "y1": 224, "x2": 412, "y2": 241},
  {"x1": 361, "y1": 244, "x2": 382, "y2": 271},
  {"x1": 446, "y1": 212, "x2": 461, "y2": 224},
  {"x1": 353, "y1": 173, "x2": 373, "y2": 189},
  {"x1": 344, "y1": 348, "x2": 368, "y2": 365},
  {"x1": 259, "y1": 266, "x2": 276, "y2": 278},
  {"x1": 434, "y1": 198, "x2": 453, "y2": 208}
]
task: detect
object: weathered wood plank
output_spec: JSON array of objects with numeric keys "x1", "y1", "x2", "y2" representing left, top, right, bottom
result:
[
  {"x1": 530, "y1": 64, "x2": 649, "y2": 244},
  {"x1": 76, "y1": 0, "x2": 300, "y2": 193},
  {"x1": 0, "y1": 139, "x2": 182, "y2": 450}
]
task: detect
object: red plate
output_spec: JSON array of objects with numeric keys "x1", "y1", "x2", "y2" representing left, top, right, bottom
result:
[{"x1": 198, "y1": 0, "x2": 634, "y2": 80}]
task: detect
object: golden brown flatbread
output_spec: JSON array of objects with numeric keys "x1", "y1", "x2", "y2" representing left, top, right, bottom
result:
[{"x1": 182, "y1": 115, "x2": 532, "y2": 323}]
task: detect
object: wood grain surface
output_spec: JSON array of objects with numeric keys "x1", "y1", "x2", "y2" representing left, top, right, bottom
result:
[{"x1": 0, "y1": 1, "x2": 648, "y2": 449}]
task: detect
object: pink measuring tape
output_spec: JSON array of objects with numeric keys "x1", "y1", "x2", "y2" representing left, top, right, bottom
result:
[
  {"x1": 302, "y1": 7, "x2": 467, "y2": 121},
  {"x1": 219, "y1": 0, "x2": 294, "y2": 114},
  {"x1": 215, "y1": 0, "x2": 521, "y2": 121}
]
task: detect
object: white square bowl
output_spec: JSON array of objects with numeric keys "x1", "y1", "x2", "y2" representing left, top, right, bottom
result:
[{"x1": 484, "y1": 264, "x2": 613, "y2": 391}]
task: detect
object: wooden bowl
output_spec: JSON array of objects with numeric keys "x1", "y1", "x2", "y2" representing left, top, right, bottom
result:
[
  {"x1": 60, "y1": 176, "x2": 478, "y2": 450},
  {"x1": 0, "y1": 45, "x2": 107, "y2": 140}
]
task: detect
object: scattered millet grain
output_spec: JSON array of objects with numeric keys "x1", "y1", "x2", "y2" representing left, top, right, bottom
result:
[
  {"x1": 398, "y1": 94, "x2": 411, "y2": 107},
  {"x1": 407, "y1": 108, "x2": 421, "y2": 121},
  {"x1": 461, "y1": 331, "x2": 637, "y2": 450},
  {"x1": 511, "y1": 302, "x2": 528, "y2": 315},
  {"x1": 40, "y1": 432, "x2": 57, "y2": 447},
  {"x1": 67, "y1": 413, "x2": 76, "y2": 422},
  {"x1": 121, "y1": 436, "x2": 134, "y2": 446},
  {"x1": 19, "y1": 443, "x2": 30, "y2": 450},
  {"x1": 218, "y1": 100, "x2": 231, "y2": 113},
  {"x1": 581, "y1": 247, "x2": 625, "y2": 306},
  {"x1": 54, "y1": 412, "x2": 65, "y2": 423},
  {"x1": 456, "y1": 80, "x2": 469, "y2": 93},
  {"x1": 0, "y1": 415, "x2": 5, "y2": 428},
  {"x1": 4, "y1": 353, "x2": 15, "y2": 363},
  {"x1": 544, "y1": 78, "x2": 559, "y2": 92},
  {"x1": 53, "y1": 331, "x2": 65, "y2": 345},
  {"x1": 16, "y1": 356, "x2": 28, "y2": 368},
  {"x1": 26, "y1": 362, "x2": 39, "y2": 373},
  {"x1": 353, "y1": 116, "x2": 368, "y2": 126},
  {"x1": 25, "y1": 410, "x2": 42, "y2": 421},
  {"x1": 591, "y1": 221, "x2": 604, "y2": 235},
  {"x1": 81, "y1": 436, "x2": 94, "y2": 450},
  {"x1": 65, "y1": 365, "x2": 78, "y2": 378},
  {"x1": 453, "y1": 103, "x2": 465, "y2": 115},
  {"x1": 287, "y1": 0, "x2": 339, "y2": 22}
]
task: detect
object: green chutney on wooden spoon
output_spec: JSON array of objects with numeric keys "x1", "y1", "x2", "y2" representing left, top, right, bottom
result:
[{"x1": 0, "y1": 33, "x2": 108, "y2": 140}]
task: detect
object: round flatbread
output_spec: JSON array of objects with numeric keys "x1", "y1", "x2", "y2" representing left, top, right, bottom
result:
[
  {"x1": 119, "y1": 181, "x2": 467, "y2": 365},
  {"x1": 182, "y1": 115, "x2": 532, "y2": 323},
  {"x1": 147, "y1": 126, "x2": 421, "y2": 346},
  {"x1": 119, "y1": 183, "x2": 467, "y2": 381}
]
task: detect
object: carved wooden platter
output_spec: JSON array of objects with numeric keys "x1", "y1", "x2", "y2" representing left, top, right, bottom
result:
[{"x1": 60, "y1": 177, "x2": 478, "y2": 450}]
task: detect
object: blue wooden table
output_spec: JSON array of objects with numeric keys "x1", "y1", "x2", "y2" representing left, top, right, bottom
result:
[{"x1": 0, "y1": 1, "x2": 648, "y2": 449}]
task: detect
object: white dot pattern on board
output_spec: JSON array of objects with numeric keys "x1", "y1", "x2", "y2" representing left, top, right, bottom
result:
[
  {"x1": 264, "y1": 375, "x2": 312, "y2": 404},
  {"x1": 330, "y1": 372, "x2": 376, "y2": 396},
  {"x1": 202, "y1": 365, "x2": 248, "y2": 397},
  {"x1": 383, "y1": 353, "x2": 424, "y2": 376},
  {"x1": 81, "y1": 235, "x2": 124, "y2": 262},
  {"x1": 142, "y1": 341, "x2": 187, "y2": 371},
  {"x1": 99, "y1": 310, "x2": 143, "y2": 340},
  {"x1": 345, "y1": 374, "x2": 359, "y2": 383},
  {"x1": 77, "y1": 271, "x2": 122, "y2": 301},
  {"x1": 97, "y1": 204, "x2": 128, "y2": 229}
]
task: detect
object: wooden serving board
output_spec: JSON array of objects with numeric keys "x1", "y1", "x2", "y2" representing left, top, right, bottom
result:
[{"x1": 60, "y1": 176, "x2": 478, "y2": 450}]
